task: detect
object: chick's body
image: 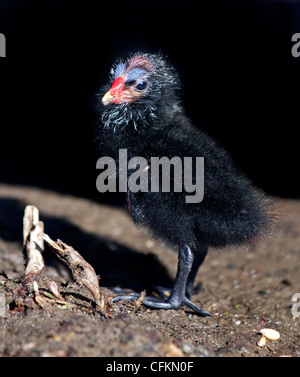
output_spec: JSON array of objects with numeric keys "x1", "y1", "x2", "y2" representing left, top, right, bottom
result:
[{"x1": 96, "y1": 52, "x2": 272, "y2": 315}]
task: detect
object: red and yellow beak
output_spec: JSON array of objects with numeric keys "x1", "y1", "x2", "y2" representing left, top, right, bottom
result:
[{"x1": 102, "y1": 76, "x2": 125, "y2": 105}]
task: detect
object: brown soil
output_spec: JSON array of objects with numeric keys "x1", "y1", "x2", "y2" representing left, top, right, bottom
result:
[{"x1": 0, "y1": 183, "x2": 299, "y2": 357}]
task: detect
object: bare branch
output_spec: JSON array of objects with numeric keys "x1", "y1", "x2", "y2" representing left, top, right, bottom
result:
[
  {"x1": 43, "y1": 233, "x2": 105, "y2": 311},
  {"x1": 23, "y1": 206, "x2": 45, "y2": 277},
  {"x1": 23, "y1": 205, "x2": 39, "y2": 246}
]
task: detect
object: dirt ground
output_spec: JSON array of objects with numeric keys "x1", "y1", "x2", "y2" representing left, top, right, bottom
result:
[{"x1": 0, "y1": 183, "x2": 299, "y2": 357}]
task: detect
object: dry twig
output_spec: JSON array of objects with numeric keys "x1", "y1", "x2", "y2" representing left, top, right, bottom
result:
[
  {"x1": 23, "y1": 205, "x2": 45, "y2": 277},
  {"x1": 43, "y1": 234, "x2": 105, "y2": 312},
  {"x1": 18, "y1": 205, "x2": 109, "y2": 316}
]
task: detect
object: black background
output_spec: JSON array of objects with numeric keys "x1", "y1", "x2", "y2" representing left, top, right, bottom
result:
[{"x1": 0, "y1": 0, "x2": 299, "y2": 201}]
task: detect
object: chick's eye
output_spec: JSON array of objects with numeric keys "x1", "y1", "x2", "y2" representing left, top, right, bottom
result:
[{"x1": 135, "y1": 81, "x2": 148, "y2": 91}]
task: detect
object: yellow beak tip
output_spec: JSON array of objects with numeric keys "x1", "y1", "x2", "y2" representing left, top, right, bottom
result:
[{"x1": 101, "y1": 91, "x2": 113, "y2": 105}]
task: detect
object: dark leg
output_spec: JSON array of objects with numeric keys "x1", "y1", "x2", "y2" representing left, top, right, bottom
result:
[
  {"x1": 112, "y1": 244, "x2": 211, "y2": 317},
  {"x1": 185, "y1": 245, "x2": 208, "y2": 299},
  {"x1": 152, "y1": 245, "x2": 207, "y2": 299}
]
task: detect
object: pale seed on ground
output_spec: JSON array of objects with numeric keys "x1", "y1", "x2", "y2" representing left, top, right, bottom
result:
[{"x1": 259, "y1": 328, "x2": 280, "y2": 341}]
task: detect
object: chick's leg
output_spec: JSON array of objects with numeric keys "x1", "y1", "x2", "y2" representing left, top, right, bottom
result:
[
  {"x1": 112, "y1": 245, "x2": 211, "y2": 317},
  {"x1": 152, "y1": 245, "x2": 207, "y2": 299},
  {"x1": 185, "y1": 245, "x2": 208, "y2": 299}
]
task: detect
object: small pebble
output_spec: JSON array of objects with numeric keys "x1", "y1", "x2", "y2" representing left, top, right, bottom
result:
[
  {"x1": 256, "y1": 336, "x2": 266, "y2": 348},
  {"x1": 182, "y1": 342, "x2": 194, "y2": 354},
  {"x1": 259, "y1": 328, "x2": 280, "y2": 341},
  {"x1": 0, "y1": 292, "x2": 7, "y2": 318}
]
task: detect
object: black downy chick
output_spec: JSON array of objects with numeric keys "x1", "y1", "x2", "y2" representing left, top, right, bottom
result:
[{"x1": 96, "y1": 52, "x2": 273, "y2": 316}]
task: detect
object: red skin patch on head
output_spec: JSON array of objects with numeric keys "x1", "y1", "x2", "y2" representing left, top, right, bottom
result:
[{"x1": 110, "y1": 76, "x2": 124, "y2": 96}]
